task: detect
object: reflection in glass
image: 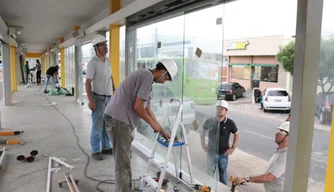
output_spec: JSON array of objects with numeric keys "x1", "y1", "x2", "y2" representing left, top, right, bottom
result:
[{"x1": 308, "y1": 0, "x2": 332, "y2": 190}]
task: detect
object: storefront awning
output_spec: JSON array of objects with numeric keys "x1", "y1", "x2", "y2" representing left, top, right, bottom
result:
[
  {"x1": 251, "y1": 64, "x2": 278, "y2": 67},
  {"x1": 228, "y1": 63, "x2": 278, "y2": 67},
  {"x1": 227, "y1": 63, "x2": 250, "y2": 66}
]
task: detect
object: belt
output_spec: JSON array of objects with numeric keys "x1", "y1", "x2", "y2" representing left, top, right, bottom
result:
[{"x1": 93, "y1": 92, "x2": 111, "y2": 98}]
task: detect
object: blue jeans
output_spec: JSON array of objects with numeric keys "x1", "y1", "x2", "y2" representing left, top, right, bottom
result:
[
  {"x1": 91, "y1": 94, "x2": 112, "y2": 153},
  {"x1": 44, "y1": 74, "x2": 57, "y2": 91},
  {"x1": 217, "y1": 154, "x2": 228, "y2": 185},
  {"x1": 259, "y1": 96, "x2": 264, "y2": 109},
  {"x1": 208, "y1": 153, "x2": 228, "y2": 185}
]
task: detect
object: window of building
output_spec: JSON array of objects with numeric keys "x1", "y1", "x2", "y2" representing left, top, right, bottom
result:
[
  {"x1": 231, "y1": 65, "x2": 251, "y2": 80},
  {"x1": 259, "y1": 66, "x2": 278, "y2": 83}
]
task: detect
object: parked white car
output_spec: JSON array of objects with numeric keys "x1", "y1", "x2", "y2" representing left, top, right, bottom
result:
[{"x1": 262, "y1": 88, "x2": 291, "y2": 112}]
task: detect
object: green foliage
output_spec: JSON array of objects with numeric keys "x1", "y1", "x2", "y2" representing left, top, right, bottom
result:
[
  {"x1": 276, "y1": 41, "x2": 295, "y2": 75},
  {"x1": 276, "y1": 39, "x2": 334, "y2": 92}
]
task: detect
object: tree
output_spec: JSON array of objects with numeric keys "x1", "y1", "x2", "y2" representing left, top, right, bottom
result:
[
  {"x1": 276, "y1": 39, "x2": 334, "y2": 92},
  {"x1": 276, "y1": 41, "x2": 295, "y2": 75}
]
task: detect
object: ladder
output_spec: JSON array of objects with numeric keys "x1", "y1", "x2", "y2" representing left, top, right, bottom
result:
[{"x1": 139, "y1": 98, "x2": 194, "y2": 192}]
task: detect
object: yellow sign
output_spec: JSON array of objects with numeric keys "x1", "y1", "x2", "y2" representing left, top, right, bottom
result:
[{"x1": 227, "y1": 41, "x2": 249, "y2": 51}]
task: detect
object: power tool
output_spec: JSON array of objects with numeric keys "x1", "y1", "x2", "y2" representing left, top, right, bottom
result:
[
  {"x1": 192, "y1": 184, "x2": 211, "y2": 192},
  {"x1": 230, "y1": 176, "x2": 246, "y2": 192}
]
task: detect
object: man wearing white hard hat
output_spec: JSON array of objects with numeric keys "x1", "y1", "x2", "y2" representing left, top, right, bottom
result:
[
  {"x1": 85, "y1": 34, "x2": 115, "y2": 160},
  {"x1": 235, "y1": 122, "x2": 290, "y2": 192},
  {"x1": 200, "y1": 100, "x2": 240, "y2": 185},
  {"x1": 104, "y1": 59, "x2": 177, "y2": 191}
]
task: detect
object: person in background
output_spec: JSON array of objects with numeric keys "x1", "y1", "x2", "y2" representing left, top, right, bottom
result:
[
  {"x1": 200, "y1": 100, "x2": 240, "y2": 185},
  {"x1": 36, "y1": 59, "x2": 42, "y2": 85},
  {"x1": 25, "y1": 61, "x2": 30, "y2": 84},
  {"x1": 260, "y1": 89, "x2": 267, "y2": 109},
  {"x1": 44, "y1": 65, "x2": 59, "y2": 93}
]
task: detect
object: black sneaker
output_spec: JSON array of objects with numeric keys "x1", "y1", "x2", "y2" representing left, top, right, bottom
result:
[
  {"x1": 101, "y1": 148, "x2": 113, "y2": 155},
  {"x1": 44, "y1": 90, "x2": 49, "y2": 94},
  {"x1": 92, "y1": 152, "x2": 104, "y2": 160}
]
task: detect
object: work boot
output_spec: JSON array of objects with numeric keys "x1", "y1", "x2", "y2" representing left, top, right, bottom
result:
[
  {"x1": 101, "y1": 148, "x2": 113, "y2": 155},
  {"x1": 92, "y1": 152, "x2": 103, "y2": 160}
]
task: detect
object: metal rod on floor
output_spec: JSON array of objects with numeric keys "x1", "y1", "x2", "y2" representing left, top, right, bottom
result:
[
  {"x1": 69, "y1": 174, "x2": 80, "y2": 192},
  {"x1": 51, "y1": 157, "x2": 74, "y2": 169},
  {"x1": 65, "y1": 174, "x2": 75, "y2": 192},
  {"x1": 0, "y1": 147, "x2": 6, "y2": 169},
  {"x1": 46, "y1": 157, "x2": 52, "y2": 192}
]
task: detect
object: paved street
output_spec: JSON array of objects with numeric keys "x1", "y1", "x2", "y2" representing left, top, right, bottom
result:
[{"x1": 194, "y1": 103, "x2": 330, "y2": 184}]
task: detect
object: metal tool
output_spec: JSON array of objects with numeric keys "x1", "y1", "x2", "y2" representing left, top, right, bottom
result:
[
  {"x1": 46, "y1": 157, "x2": 75, "y2": 192},
  {"x1": 230, "y1": 176, "x2": 246, "y2": 192},
  {"x1": 0, "y1": 131, "x2": 24, "y2": 136},
  {"x1": 230, "y1": 176, "x2": 238, "y2": 192},
  {"x1": 17, "y1": 150, "x2": 38, "y2": 162},
  {"x1": 0, "y1": 147, "x2": 6, "y2": 169},
  {"x1": 58, "y1": 173, "x2": 80, "y2": 192},
  {"x1": 139, "y1": 98, "x2": 194, "y2": 192},
  {"x1": 191, "y1": 184, "x2": 211, "y2": 192}
]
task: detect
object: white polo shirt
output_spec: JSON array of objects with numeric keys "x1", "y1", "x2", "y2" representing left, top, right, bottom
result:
[
  {"x1": 86, "y1": 56, "x2": 113, "y2": 95},
  {"x1": 264, "y1": 147, "x2": 288, "y2": 192}
]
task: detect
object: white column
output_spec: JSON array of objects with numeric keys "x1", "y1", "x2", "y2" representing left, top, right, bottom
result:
[
  {"x1": 1, "y1": 41, "x2": 11, "y2": 106},
  {"x1": 284, "y1": 0, "x2": 324, "y2": 191}
]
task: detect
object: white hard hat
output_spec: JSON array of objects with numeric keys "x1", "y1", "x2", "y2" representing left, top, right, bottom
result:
[
  {"x1": 92, "y1": 34, "x2": 107, "y2": 46},
  {"x1": 159, "y1": 59, "x2": 178, "y2": 81},
  {"x1": 277, "y1": 122, "x2": 290, "y2": 133},
  {"x1": 216, "y1": 100, "x2": 229, "y2": 110}
]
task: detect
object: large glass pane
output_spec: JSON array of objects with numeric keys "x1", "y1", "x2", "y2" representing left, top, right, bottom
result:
[
  {"x1": 182, "y1": 5, "x2": 224, "y2": 191},
  {"x1": 65, "y1": 45, "x2": 75, "y2": 91},
  {"x1": 134, "y1": 15, "x2": 185, "y2": 160},
  {"x1": 308, "y1": 0, "x2": 334, "y2": 191},
  {"x1": 131, "y1": 5, "x2": 227, "y2": 191},
  {"x1": 81, "y1": 42, "x2": 94, "y2": 102},
  {"x1": 120, "y1": 26, "x2": 126, "y2": 82}
]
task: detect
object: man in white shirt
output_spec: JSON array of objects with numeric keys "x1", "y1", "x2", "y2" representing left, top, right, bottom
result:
[
  {"x1": 85, "y1": 34, "x2": 115, "y2": 160},
  {"x1": 235, "y1": 122, "x2": 290, "y2": 192}
]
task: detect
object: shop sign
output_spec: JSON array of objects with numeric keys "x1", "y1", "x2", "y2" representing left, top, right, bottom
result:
[{"x1": 227, "y1": 41, "x2": 249, "y2": 51}]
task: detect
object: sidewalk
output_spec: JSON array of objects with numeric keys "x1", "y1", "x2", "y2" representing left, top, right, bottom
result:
[{"x1": 228, "y1": 148, "x2": 325, "y2": 192}]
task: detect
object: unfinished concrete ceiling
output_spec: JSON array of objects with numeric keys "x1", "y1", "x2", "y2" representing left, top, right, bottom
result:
[{"x1": 0, "y1": 0, "x2": 109, "y2": 52}]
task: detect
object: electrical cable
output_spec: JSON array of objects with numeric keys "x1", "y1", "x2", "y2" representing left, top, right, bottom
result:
[
  {"x1": 34, "y1": 88, "x2": 115, "y2": 192},
  {"x1": 34, "y1": 88, "x2": 148, "y2": 191}
]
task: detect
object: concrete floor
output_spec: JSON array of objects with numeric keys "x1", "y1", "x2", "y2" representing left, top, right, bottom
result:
[{"x1": 0, "y1": 85, "x2": 205, "y2": 192}]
